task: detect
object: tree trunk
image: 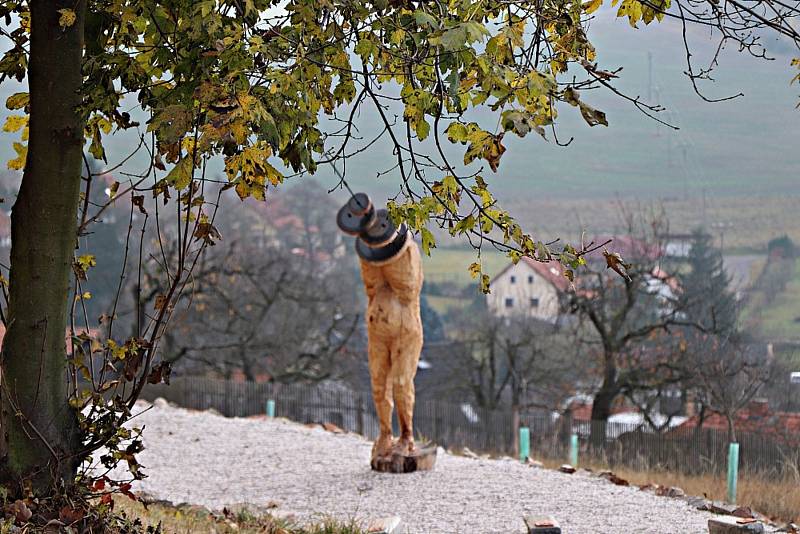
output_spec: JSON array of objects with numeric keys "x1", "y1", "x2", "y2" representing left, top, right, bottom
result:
[
  {"x1": 725, "y1": 413, "x2": 737, "y2": 444},
  {"x1": 589, "y1": 384, "x2": 618, "y2": 450},
  {"x1": 512, "y1": 404, "x2": 520, "y2": 458},
  {"x1": 0, "y1": 0, "x2": 87, "y2": 494}
]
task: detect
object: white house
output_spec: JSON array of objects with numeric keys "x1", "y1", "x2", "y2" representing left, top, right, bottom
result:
[{"x1": 487, "y1": 258, "x2": 569, "y2": 321}]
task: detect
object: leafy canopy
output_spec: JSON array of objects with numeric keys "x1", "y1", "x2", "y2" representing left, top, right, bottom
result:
[{"x1": 1, "y1": 0, "x2": 798, "y2": 289}]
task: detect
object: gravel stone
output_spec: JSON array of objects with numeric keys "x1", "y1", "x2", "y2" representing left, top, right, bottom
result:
[{"x1": 104, "y1": 403, "x2": 735, "y2": 533}]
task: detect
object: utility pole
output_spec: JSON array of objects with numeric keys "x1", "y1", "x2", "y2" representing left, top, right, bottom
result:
[{"x1": 680, "y1": 143, "x2": 689, "y2": 200}]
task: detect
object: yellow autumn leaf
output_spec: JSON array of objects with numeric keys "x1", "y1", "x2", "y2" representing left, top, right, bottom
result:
[
  {"x1": 263, "y1": 160, "x2": 283, "y2": 186},
  {"x1": 5, "y1": 93, "x2": 29, "y2": 111},
  {"x1": 236, "y1": 93, "x2": 255, "y2": 114},
  {"x1": 2, "y1": 115, "x2": 27, "y2": 133},
  {"x1": 19, "y1": 11, "x2": 30, "y2": 33},
  {"x1": 230, "y1": 121, "x2": 248, "y2": 145},
  {"x1": 583, "y1": 0, "x2": 603, "y2": 13},
  {"x1": 58, "y1": 8, "x2": 76, "y2": 29},
  {"x1": 97, "y1": 117, "x2": 112, "y2": 134},
  {"x1": 7, "y1": 142, "x2": 26, "y2": 171},
  {"x1": 77, "y1": 254, "x2": 97, "y2": 270},
  {"x1": 181, "y1": 136, "x2": 198, "y2": 154},
  {"x1": 165, "y1": 157, "x2": 194, "y2": 190}
]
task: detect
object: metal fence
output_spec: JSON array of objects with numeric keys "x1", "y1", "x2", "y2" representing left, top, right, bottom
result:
[
  {"x1": 141, "y1": 376, "x2": 516, "y2": 453},
  {"x1": 141, "y1": 377, "x2": 800, "y2": 477}
]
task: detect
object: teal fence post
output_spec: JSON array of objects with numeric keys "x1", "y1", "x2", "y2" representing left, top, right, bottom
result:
[
  {"x1": 727, "y1": 442, "x2": 739, "y2": 503},
  {"x1": 519, "y1": 427, "x2": 530, "y2": 462},
  {"x1": 266, "y1": 399, "x2": 276, "y2": 417},
  {"x1": 569, "y1": 433, "x2": 579, "y2": 467}
]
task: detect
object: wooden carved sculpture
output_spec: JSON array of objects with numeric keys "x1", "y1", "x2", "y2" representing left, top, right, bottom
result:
[{"x1": 337, "y1": 194, "x2": 435, "y2": 472}]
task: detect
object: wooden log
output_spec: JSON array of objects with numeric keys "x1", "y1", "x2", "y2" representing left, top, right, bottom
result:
[{"x1": 371, "y1": 443, "x2": 437, "y2": 473}]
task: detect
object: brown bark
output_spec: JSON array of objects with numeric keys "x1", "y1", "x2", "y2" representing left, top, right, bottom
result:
[
  {"x1": 725, "y1": 413, "x2": 737, "y2": 444},
  {"x1": 587, "y1": 345, "x2": 620, "y2": 449},
  {"x1": 589, "y1": 381, "x2": 618, "y2": 449},
  {"x1": 0, "y1": 0, "x2": 87, "y2": 494}
]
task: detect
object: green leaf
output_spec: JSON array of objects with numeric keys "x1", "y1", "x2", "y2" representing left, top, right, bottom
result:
[
  {"x1": 463, "y1": 22, "x2": 490, "y2": 42},
  {"x1": 414, "y1": 10, "x2": 439, "y2": 30},
  {"x1": 89, "y1": 129, "x2": 106, "y2": 162},
  {"x1": 354, "y1": 38, "x2": 378, "y2": 61},
  {"x1": 165, "y1": 157, "x2": 194, "y2": 190},
  {"x1": 416, "y1": 118, "x2": 430, "y2": 140},
  {"x1": 439, "y1": 26, "x2": 467, "y2": 51},
  {"x1": 445, "y1": 122, "x2": 469, "y2": 143},
  {"x1": 420, "y1": 227, "x2": 436, "y2": 256}
]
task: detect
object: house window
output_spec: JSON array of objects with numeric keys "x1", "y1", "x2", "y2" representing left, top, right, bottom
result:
[
  {"x1": 505, "y1": 298, "x2": 514, "y2": 308},
  {"x1": 530, "y1": 298, "x2": 539, "y2": 308},
  {"x1": 528, "y1": 275, "x2": 534, "y2": 283},
  {"x1": 510, "y1": 275, "x2": 516, "y2": 284}
]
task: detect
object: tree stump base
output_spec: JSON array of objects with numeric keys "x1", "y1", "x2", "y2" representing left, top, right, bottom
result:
[{"x1": 370, "y1": 443, "x2": 437, "y2": 473}]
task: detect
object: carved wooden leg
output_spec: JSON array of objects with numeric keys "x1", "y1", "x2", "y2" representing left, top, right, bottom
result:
[
  {"x1": 368, "y1": 337, "x2": 394, "y2": 458},
  {"x1": 391, "y1": 329, "x2": 422, "y2": 455}
]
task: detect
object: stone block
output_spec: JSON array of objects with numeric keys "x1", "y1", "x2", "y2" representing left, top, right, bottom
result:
[
  {"x1": 524, "y1": 516, "x2": 561, "y2": 534},
  {"x1": 708, "y1": 516, "x2": 765, "y2": 534},
  {"x1": 367, "y1": 516, "x2": 401, "y2": 533},
  {"x1": 709, "y1": 501, "x2": 739, "y2": 515}
]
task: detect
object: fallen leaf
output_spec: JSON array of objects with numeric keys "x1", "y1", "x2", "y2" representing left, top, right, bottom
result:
[{"x1": 10, "y1": 500, "x2": 32, "y2": 523}]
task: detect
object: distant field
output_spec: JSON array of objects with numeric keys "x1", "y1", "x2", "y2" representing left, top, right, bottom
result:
[
  {"x1": 745, "y1": 260, "x2": 800, "y2": 341},
  {"x1": 2, "y1": 11, "x2": 797, "y2": 206},
  {"x1": 422, "y1": 246, "x2": 510, "y2": 285},
  {"x1": 505, "y1": 194, "x2": 800, "y2": 252},
  {"x1": 425, "y1": 295, "x2": 470, "y2": 316}
]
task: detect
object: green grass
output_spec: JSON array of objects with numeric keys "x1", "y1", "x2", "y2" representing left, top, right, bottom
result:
[
  {"x1": 422, "y1": 246, "x2": 510, "y2": 285},
  {"x1": 426, "y1": 295, "x2": 470, "y2": 315},
  {"x1": 743, "y1": 261, "x2": 800, "y2": 341},
  {"x1": 114, "y1": 498, "x2": 366, "y2": 534}
]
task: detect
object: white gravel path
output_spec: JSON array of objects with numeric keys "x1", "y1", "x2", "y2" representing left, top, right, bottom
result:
[{"x1": 111, "y1": 401, "x2": 727, "y2": 533}]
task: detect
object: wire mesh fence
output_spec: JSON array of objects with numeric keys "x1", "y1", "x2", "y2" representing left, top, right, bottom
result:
[{"x1": 142, "y1": 376, "x2": 800, "y2": 477}]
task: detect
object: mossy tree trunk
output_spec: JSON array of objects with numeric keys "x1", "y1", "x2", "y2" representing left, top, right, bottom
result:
[{"x1": 0, "y1": 0, "x2": 87, "y2": 494}]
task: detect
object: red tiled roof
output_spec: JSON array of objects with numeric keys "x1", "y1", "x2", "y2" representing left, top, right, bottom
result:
[
  {"x1": 586, "y1": 235, "x2": 664, "y2": 263},
  {"x1": 650, "y1": 266, "x2": 681, "y2": 291},
  {"x1": 566, "y1": 398, "x2": 636, "y2": 422},
  {"x1": 519, "y1": 257, "x2": 570, "y2": 291},
  {"x1": 673, "y1": 400, "x2": 800, "y2": 443}
]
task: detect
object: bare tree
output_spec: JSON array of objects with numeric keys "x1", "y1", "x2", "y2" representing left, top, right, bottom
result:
[
  {"x1": 141, "y1": 182, "x2": 362, "y2": 384},
  {"x1": 447, "y1": 304, "x2": 581, "y2": 413},
  {"x1": 567, "y1": 210, "x2": 698, "y2": 445},
  {"x1": 685, "y1": 334, "x2": 776, "y2": 442}
]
